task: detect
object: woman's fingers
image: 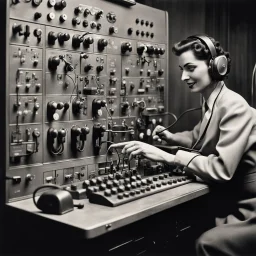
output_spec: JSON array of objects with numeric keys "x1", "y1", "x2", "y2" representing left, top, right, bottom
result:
[
  {"x1": 124, "y1": 145, "x2": 137, "y2": 154},
  {"x1": 122, "y1": 142, "x2": 137, "y2": 153},
  {"x1": 153, "y1": 135, "x2": 162, "y2": 143},
  {"x1": 128, "y1": 148, "x2": 142, "y2": 160},
  {"x1": 108, "y1": 141, "x2": 130, "y2": 149}
]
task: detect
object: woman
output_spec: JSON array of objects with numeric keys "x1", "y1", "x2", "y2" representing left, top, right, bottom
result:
[{"x1": 110, "y1": 35, "x2": 256, "y2": 255}]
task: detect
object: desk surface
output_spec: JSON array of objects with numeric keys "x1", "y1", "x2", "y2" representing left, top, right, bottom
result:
[{"x1": 7, "y1": 182, "x2": 209, "y2": 239}]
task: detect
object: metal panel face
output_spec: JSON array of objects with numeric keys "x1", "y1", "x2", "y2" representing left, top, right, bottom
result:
[{"x1": 7, "y1": 0, "x2": 168, "y2": 201}]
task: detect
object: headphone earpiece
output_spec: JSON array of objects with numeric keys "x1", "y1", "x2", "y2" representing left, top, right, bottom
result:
[{"x1": 188, "y1": 35, "x2": 228, "y2": 80}]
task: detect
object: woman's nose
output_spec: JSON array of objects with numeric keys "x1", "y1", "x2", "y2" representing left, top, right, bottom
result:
[{"x1": 181, "y1": 70, "x2": 189, "y2": 81}]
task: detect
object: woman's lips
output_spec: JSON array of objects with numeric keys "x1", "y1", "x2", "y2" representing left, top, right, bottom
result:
[{"x1": 188, "y1": 82, "x2": 196, "y2": 89}]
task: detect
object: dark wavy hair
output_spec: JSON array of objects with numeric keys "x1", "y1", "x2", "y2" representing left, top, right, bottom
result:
[{"x1": 172, "y1": 36, "x2": 231, "y2": 80}]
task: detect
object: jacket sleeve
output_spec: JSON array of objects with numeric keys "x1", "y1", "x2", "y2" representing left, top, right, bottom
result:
[
  {"x1": 171, "y1": 121, "x2": 201, "y2": 148},
  {"x1": 174, "y1": 97, "x2": 255, "y2": 183}
]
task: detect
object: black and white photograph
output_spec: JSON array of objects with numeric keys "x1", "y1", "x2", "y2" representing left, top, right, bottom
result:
[{"x1": 1, "y1": 0, "x2": 256, "y2": 255}]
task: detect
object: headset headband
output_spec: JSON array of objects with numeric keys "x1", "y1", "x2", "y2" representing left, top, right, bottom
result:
[{"x1": 188, "y1": 35, "x2": 217, "y2": 58}]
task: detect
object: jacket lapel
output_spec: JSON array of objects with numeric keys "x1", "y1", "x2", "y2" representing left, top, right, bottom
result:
[
  {"x1": 198, "y1": 115, "x2": 211, "y2": 141},
  {"x1": 192, "y1": 83, "x2": 226, "y2": 149}
]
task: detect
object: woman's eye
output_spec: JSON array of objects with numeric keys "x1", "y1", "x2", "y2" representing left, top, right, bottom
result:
[{"x1": 186, "y1": 66, "x2": 196, "y2": 72}]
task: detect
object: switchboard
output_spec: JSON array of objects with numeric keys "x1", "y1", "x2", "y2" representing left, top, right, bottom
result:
[{"x1": 6, "y1": 0, "x2": 170, "y2": 202}]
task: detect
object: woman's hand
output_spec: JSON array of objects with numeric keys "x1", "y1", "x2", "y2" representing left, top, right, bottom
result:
[
  {"x1": 109, "y1": 141, "x2": 175, "y2": 164},
  {"x1": 152, "y1": 125, "x2": 173, "y2": 143}
]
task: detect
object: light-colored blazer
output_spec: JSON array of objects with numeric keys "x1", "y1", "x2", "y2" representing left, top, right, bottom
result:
[{"x1": 173, "y1": 83, "x2": 256, "y2": 184}]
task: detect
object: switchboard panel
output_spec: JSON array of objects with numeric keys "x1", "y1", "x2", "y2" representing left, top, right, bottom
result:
[{"x1": 6, "y1": 0, "x2": 170, "y2": 202}]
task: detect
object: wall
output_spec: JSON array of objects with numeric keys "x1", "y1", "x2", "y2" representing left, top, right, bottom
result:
[{"x1": 205, "y1": 0, "x2": 256, "y2": 105}]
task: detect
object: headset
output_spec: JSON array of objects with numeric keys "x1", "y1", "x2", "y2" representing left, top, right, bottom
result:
[{"x1": 187, "y1": 35, "x2": 228, "y2": 81}]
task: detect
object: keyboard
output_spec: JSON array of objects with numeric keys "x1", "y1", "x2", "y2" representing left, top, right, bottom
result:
[{"x1": 84, "y1": 172, "x2": 194, "y2": 207}]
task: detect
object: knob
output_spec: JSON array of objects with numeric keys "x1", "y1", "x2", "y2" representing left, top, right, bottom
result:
[
  {"x1": 151, "y1": 33, "x2": 154, "y2": 38},
  {"x1": 49, "y1": 128, "x2": 58, "y2": 138},
  {"x1": 34, "y1": 12, "x2": 42, "y2": 20},
  {"x1": 74, "y1": 6, "x2": 83, "y2": 15},
  {"x1": 33, "y1": 59, "x2": 38, "y2": 66},
  {"x1": 72, "y1": 34, "x2": 83, "y2": 48},
  {"x1": 73, "y1": 99, "x2": 84, "y2": 113},
  {"x1": 136, "y1": 30, "x2": 140, "y2": 36},
  {"x1": 55, "y1": 0, "x2": 66, "y2": 10},
  {"x1": 34, "y1": 29, "x2": 42, "y2": 40},
  {"x1": 150, "y1": 22, "x2": 154, "y2": 27},
  {"x1": 84, "y1": 8, "x2": 90, "y2": 17},
  {"x1": 48, "y1": 101, "x2": 57, "y2": 110},
  {"x1": 57, "y1": 102, "x2": 64, "y2": 110},
  {"x1": 158, "y1": 69, "x2": 164, "y2": 76},
  {"x1": 58, "y1": 32, "x2": 70, "y2": 43},
  {"x1": 84, "y1": 64, "x2": 93, "y2": 72},
  {"x1": 26, "y1": 174, "x2": 35, "y2": 182},
  {"x1": 72, "y1": 126, "x2": 81, "y2": 136},
  {"x1": 160, "y1": 48, "x2": 165, "y2": 55},
  {"x1": 33, "y1": 129, "x2": 41, "y2": 138},
  {"x1": 136, "y1": 18, "x2": 140, "y2": 24},
  {"x1": 72, "y1": 17, "x2": 81, "y2": 26},
  {"x1": 81, "y1": 126, "x2": 90, "y2": 135},
  {"x1": 95, "y1": 10, "x2": 103, "y2": 19},
  {"x1": 83, "y1": 20, "x2": 88, "y2": 27},
  {"x1": 141, "y1": 31, "x2": 145, "y2": 36},
  {"x1": 64, "y1": 102, "x2": 70, "y2": 110},
  {"x1": 154, "y1": 47, "x2": 161, "y2": 55},
  {"x1": 80, "y1": 53, "x2": 88, "y2": 59},
  {"x1": 58, "y1": 128, "x2": 66, "y2": 138},
  {"x1": 107, "y1": 12, "x2": 116, "y2": 22},
  {"x1": 141, "y1": 19, "x2": 144, "y2": 25},
  {"x1": 32, "y1": 0, "x2": 42, "y2": 6},
  {"x1": 96, "y1": 65, "x2": 104, "y2": 72},
  {"x1": 47, "y1": 0, "x2": 56, "y2": 7},
  {"x1": 48, "y1": 56, "x2": 60, "y2": 70},
  {"x1": 47, "y1": 12, "x2": 55, "y2": 21},
  {"x1": 130, "y1": 83, "x2": 135, "y2": 90},
  {"x1": 98, "y1": 39, "x2": 108, "y2": 50},
  {"x1": 109, "y1": 26, "x2": 118, "y2": 34},
  {"x1": 127, "y1": 28, "x2": 133, "y2": 35},
  {"x1": 137, "y1": 45, "x2": 146, "y2": 55},
  {"x1": 59, "y1": 14, "x2": 67, "y2": 22},
  {"x1": 121, "y1": 42, "x2": 132, "y2": 53},
  {"x1": 12, "y1": 23, "x2": 23, "y2": 34},
  {"x1": 97, "y1": 23, "x2": 102, "y2": 30},
  {"x1": 83, "y1": 37, "x2": 94, "y2": 47},
  {"x1": 146, "y1": 45, "x2": 155, "y2": 55},
  {"x1": 90, "y1": 21, "x2": 97, "y2": 29},
  {"x1": 48, "y1": 31, "x2": 58, "y2": 44}
]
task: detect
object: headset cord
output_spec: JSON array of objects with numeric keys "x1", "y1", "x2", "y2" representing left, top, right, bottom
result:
[{"x1": 157, "y1": 107, "x2": 202, "y2": 135}]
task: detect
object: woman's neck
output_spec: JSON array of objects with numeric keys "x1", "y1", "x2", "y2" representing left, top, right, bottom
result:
[{"x1": 202, "y1": 81, "x2": 219, "y2": 101}]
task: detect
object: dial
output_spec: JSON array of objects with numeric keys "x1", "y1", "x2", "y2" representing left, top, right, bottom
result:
[{"x1": 106, "y1": 12, "x2": 117, "y2": 23}]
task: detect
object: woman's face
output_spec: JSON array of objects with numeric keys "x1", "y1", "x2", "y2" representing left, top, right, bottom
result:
[{"x1": 178, "y1": 50, "x2": 212, "y2": 93}]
